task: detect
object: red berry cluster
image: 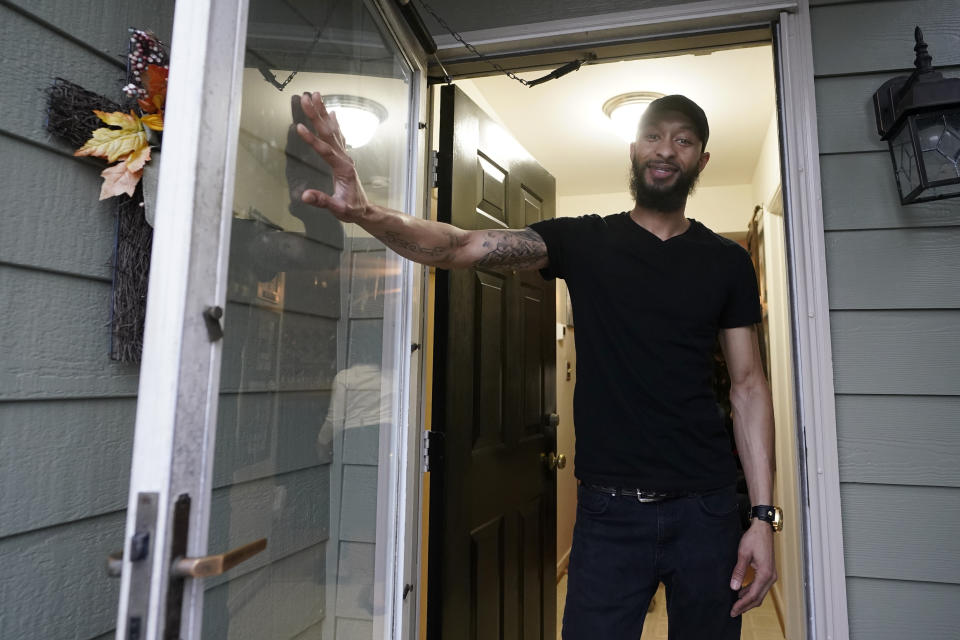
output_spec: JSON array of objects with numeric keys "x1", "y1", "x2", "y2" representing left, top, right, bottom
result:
[{"x1": 123, "y1": 29, "x2": 169, "y2": 100}]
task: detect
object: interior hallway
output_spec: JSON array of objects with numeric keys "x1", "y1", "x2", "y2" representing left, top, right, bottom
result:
[{"x1": 556, "y1": 574, "x2": 786, "y2": 640}]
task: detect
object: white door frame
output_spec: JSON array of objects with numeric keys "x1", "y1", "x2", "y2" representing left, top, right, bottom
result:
[{"x1": 424, "y1": 2, "x2": 849, "y2": 639}]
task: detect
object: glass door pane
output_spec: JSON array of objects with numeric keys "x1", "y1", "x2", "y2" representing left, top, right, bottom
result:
[{"x1": 203, "y1": 2, "x2": 412, "y2": 638}]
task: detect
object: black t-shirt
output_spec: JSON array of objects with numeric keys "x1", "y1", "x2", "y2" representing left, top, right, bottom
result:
[{"x1": 529, "y1": 213, "x2": 762, "y2": 492}]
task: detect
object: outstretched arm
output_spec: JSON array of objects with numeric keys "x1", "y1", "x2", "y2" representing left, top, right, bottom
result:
[
  {"x1": 719, "y1": 324, "x2": 777, "y2": 617},
  {"x1": 294, "y1": 91, "x2": 547, "y2": 271}
]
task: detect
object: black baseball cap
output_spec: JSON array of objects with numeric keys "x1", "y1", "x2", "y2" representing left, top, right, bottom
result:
[{"x1": 642, "y1": 95, "x2": 710, "y2": 151}]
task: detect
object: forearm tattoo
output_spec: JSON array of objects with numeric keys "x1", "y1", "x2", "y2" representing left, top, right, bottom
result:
[
  {"x1": 475, "y1": 228, "x2": 547, "y2": 270},
  {"x1": 375, "y1": 230, "x2": 460, "y2": 264}
]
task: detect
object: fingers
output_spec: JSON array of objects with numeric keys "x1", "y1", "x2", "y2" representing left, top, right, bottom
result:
[
  {"x1": 300, "y1": 188, "x2": 341, "y2": 215},
  {"x1": 295, "y1": 122, "x2": 353, "y2": 173},
  {"x1": 299, "y1": 92, "x2": 346, "y2": 149},
  {"x1": 729, "y1": 552, "x2": 749, "y2": 591},
  {"x1": 329, "y1": 111, "x2": 347, "y2": 149},
  {"x1": 730, "y1": 569, "x2": 775, "y2": 617}
]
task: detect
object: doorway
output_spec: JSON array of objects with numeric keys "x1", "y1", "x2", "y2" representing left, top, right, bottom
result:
[{"x1": 423, "y1": 33, "x2": 805, "y2": 640}]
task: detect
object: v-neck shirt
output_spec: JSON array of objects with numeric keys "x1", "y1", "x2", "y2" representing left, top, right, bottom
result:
[{"x1": 530, "y1": 212, "x2": 762, "y2": 491}]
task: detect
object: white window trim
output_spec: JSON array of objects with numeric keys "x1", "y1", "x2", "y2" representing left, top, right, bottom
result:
[{"x1": 413, "y1": 2, "x2": 850, "y2": 639}]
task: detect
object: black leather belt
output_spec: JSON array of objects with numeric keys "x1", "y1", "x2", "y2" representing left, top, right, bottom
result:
[{"x1": 582, "y1": 483, "x2": 689, "y2": 503}]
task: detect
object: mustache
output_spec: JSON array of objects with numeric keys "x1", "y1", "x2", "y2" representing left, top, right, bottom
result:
[{"x1": 643, "y1": 160, "x2": 681, "y2": 171}]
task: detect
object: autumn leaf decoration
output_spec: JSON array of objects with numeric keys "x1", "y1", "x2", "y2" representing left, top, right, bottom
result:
[
  {"x1": 75, "y1": 32, "x2": 169, "y2": 200},
  {"x1": 75, "y1": 105, "x2": 163, "y2": 199}
]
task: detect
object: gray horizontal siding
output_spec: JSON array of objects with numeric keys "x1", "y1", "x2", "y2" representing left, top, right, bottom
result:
[
  {"x1": 0, "y1": 398, "x2": 135, "y2": 538},
  {"x1": 836, "y1": 395, "x2": 960, "y2": 487},
  {"x1": 0, "y1": 266, "x2": 140, "y2": 400},
  {"x1": 0, "y1": 138, "x2": 118, "y2": 280},
  {"x1": 214, "y1": 390, "x2": 333, "y2": 487},
  {"x1": 840, "y1": 483, "x2": 960, "y2": 583},
  {"x1": 202, "y1": 542, "x2": 327, "y2": 640},
  {"x1": 0, "y1": 6, "x2": 125, "y2": 149},
  {"x1": 219, "y1": 303, "x2": 339, "y2": 394},
  {"x1": 811, "y1": 0, "x2": 960, "y2": 75},
  {"x1": 830, "y1": 310, "x2": 960, "y2": 395},
  {"x1": 335, "y1": 541, "x2": 376, "y2": 620},
  {"x1": 339, "y1": 465, "x2": 378, "y2": 544},
  {"x1": 0, "y1": 3, "x2": 174, "y2": 639},
  {"x1": 206, "y1": 466, "x2": 332, "y2": 590},
  {"x1": 335, "y1": 619, "x2": 373, "y2": 638},
  {"x1": 812, "y1": 0, "x2": 960, "y2": 636},
  {"x1": 846, "y1": 577, "x2": 960, "y2": 640},
  {"x1": 825, "y1": 228, "x2": 960, "y2": 309},
  {"x1": 0, "y1": 511, "x2": 124, "y2": 640},
  {"x1": 815, "y1": 67, "x2": 960, "y2": 155},
  {"x1": 820, "y1": 153, "x2": 960, "y2": 231},
  {"x1": 4, "y1": 0, "x2": 174, "y2": 62}
]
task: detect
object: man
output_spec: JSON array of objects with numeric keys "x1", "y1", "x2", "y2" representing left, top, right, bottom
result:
[{"x1": 294, "y1": 92, "x2": 778, "y2": 638}]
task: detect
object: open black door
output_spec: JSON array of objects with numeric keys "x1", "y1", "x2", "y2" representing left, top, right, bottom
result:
[{"x1": 428, "y1": 84, "x2": 558, "y2": 640}]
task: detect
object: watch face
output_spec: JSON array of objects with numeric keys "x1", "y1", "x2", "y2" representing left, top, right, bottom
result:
[{"x1": 772, "y1": 507, "x2": 783, "y2": 532}]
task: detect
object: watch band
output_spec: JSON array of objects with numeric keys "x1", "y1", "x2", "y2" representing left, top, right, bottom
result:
[{"x1": 750, "y1": 505, "x2": 783, "y2": 531}]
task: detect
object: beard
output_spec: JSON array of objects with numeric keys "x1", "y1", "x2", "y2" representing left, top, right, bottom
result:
[{"x1": 629, "y1": 156, "x2": 702, "y2": 213}]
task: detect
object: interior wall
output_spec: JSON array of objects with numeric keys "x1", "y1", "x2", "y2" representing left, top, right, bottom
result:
[{"x1": 752, "y1": 113, "x2": 781, "y2": 206}]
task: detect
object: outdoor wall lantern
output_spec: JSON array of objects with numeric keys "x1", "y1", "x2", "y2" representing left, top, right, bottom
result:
[{"x1": 873, "y1": 27, "x2": 960, "y2": 204}]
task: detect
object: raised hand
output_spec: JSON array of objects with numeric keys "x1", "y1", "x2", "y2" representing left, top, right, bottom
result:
[{"x1": 294, "y1": 91, "x2": 370, "y2": 223}]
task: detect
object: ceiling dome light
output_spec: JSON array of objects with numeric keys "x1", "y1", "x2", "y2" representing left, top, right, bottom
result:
[
  {"x1": 323, "y1": 95, "x2": 388, "y2": 149},
  {"x1": 602, "y1": 91, "x2": 665, "y2": 142}
]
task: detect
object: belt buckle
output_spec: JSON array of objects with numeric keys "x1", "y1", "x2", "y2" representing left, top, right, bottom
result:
[{"x1": 635, "y1": 489, "x2": 662, "y2": 503}]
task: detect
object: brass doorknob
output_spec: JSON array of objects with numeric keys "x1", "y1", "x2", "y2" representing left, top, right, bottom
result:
[
  {"x1": 541, "y1": 452, "x2": 567, "y2": 471},
  {"x1": 172, "y1": 538, "x2": 268, "y2": 578}
]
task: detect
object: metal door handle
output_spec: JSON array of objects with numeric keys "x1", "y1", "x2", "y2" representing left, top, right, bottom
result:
[
  {"x1": 107, "y1": 537, "x2": 268, "y2": 579},
  {"x1": 541, "y1": 452, "x2": 567, "y2": 470},
  {"x1": 172, "y1": 538, "x2": 267, "y2": 578}
]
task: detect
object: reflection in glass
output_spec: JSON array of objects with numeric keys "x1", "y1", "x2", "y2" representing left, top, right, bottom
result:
[
  {"x1": 917, "y1": 110, "x2": 960, "y2": 183},
  {"x1": 891, "y1": 123, "x2": 920, "y2": 198},
  {"x1": 203, "y1": 1, "x2": 411, "y2": 638}
]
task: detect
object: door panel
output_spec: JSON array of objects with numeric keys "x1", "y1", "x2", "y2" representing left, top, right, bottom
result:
[
  {"x1": 521, "y1": 284, "x2": 545, "y2": 439},
  {"x1": 471, "y1": 516, "x2": 506, "y2": 640},
  {"x1": 431, "y1": 84, "x2": 557, "y2": 640},
  {"x1": 474, "y1": 270, "x2": 507, "y2": 449}
]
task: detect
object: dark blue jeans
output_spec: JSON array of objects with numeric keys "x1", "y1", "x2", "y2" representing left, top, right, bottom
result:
[{"x1": 562, "y1": 484, "x2": 743, "y2": 639}]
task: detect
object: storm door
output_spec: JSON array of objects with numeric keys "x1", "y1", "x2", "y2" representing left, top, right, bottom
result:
[{"x1": 114, "y1": 1, "x2": 426, "y2": 639}]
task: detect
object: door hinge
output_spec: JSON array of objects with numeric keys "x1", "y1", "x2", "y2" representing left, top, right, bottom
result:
[
  {"x1": 422, "y1": 430, "x2": 444, "y2": 473},
  {"x1": 429, "y1": 150, "x2": 439, "y2": 189}
]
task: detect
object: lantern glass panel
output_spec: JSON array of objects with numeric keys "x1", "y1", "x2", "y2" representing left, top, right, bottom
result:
[
  {"x1": 891, "y1": 121, "x2": 921, "y2": 198},
  {"x1": 917, "y1": 109, "x2": 960, "y2": 184}
]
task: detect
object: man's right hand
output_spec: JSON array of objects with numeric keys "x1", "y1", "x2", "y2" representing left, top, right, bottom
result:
[
  {"x1": 291, "y1": 91, "x2": 547, "y2": 272},
  {"x1": 295, "y1": 91, "x2": 370, "y2": 224}
]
